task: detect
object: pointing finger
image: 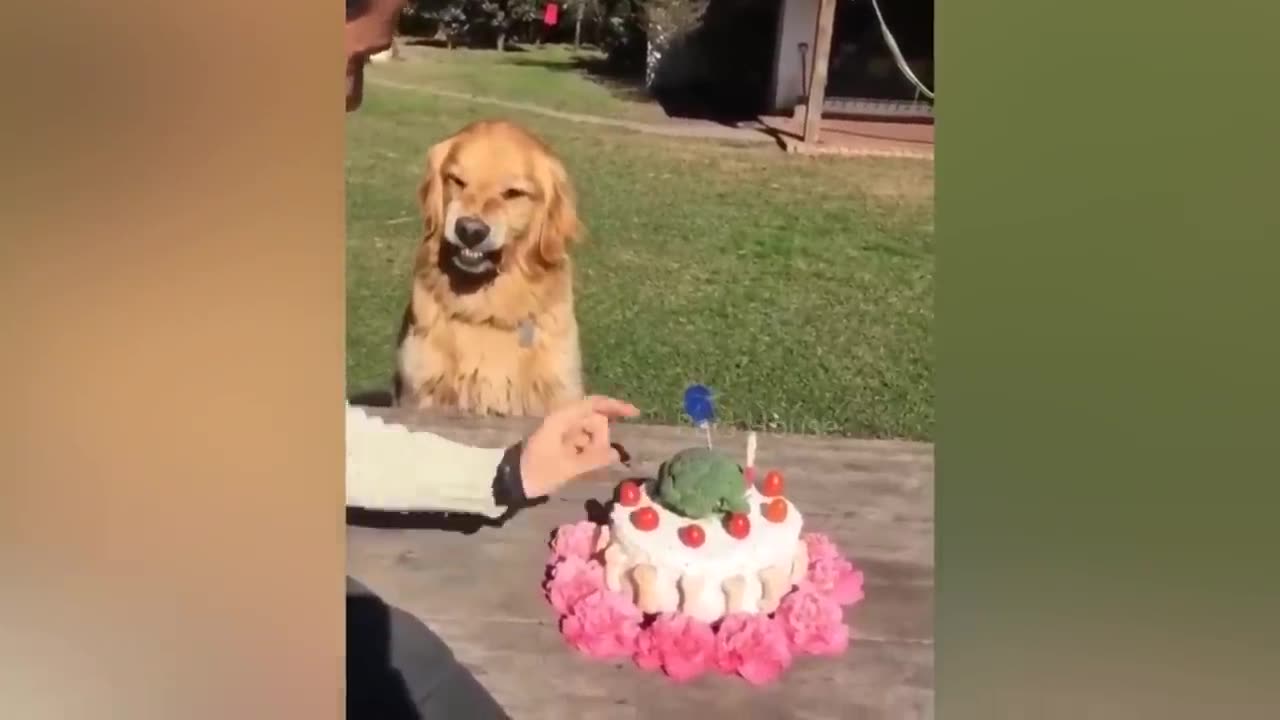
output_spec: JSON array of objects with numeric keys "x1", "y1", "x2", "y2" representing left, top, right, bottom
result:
[
  {"x1": 585, "y1": 395, "x2": 640, "y2": 420},
  {"x1": 548, "y1": 395, "x2": 639, "y2": 431}
]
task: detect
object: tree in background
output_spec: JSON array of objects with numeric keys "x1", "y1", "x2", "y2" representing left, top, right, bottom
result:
[
  {"x1": 642, "y1": 0, "x2": 707, "y2": 89},
  {"x1": 400, "y1": 0, "x2": 779, "y2": 116},
  {"x1": 598, "y1": 0, "x2": 647, "y2": 72},
  {"x1": 566, "y1": 0, "x2": 605, "y2": 47},
  {"x1": 405, "y1": 0, "x2": 678, "y2": 59},
  {"x1": 469, "y1": 0, "x2": 542, "y2": 51},
  {"x1": 406, "y1": 0, "x2": 470, "y2": 47},
  {"x1": 407, "y1": 0, "x2": 539, "y2": 51}
]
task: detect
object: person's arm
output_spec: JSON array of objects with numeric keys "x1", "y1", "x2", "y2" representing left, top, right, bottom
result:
[
  {"x1": 345, "y1": 404, "x2": 529, "y2": 519},
  {"x1": 346, "y1": 396, "x2": 640, "y2": 519}
]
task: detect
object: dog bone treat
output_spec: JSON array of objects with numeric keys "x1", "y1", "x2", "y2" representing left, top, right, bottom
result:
[
  {"x1": 758, "y1": 565, "x2": 789, "y2": 614},
  {"x1": 678, "y1": 574, "x2": 705, "y2": 608},
  {"x1": 604, "y1": 543, "x2": 629, "y2": 592},
  {"x1": 601, "y1": 448, "x2": 804, "y2": 624},
  {"x1": 631, "y1": 564, "x2": 662, "y2": 614},
  {"x1": 722, "y1": 575, "x2": 747, "y2": 614},
  {"x1": 789, "y1": 539, "x2": 810, "y2": 585}
]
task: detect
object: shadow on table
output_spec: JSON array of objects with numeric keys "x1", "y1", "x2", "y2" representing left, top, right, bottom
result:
[
  {"x1": 346, "y1": 501, "x2": 547, "y2": 535},
  {"x1": 582, "y1": 498, "x2": 611, "y2": 525},
  {"x1": 348, "y1": 389, "x2": 395, "y2": 407}
]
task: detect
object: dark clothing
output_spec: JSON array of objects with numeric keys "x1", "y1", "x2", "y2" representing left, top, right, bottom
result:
[
  {"x1": 491, "y1": 442, "x2": 530, "y2": 510},
  {"x1": 346, "y1": 444, "x2": 529, "y2": 719},
  {"x1": 346, "y1": 577, "x2": 512, "y2": 720}
]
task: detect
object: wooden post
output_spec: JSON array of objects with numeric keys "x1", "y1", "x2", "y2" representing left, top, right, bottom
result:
[
  {"x1": 802, "y1": 0, "x2": 838, "y2": 144},
  {"x1": 574, "y1": 0, "x2": 584, "y2": 47}
]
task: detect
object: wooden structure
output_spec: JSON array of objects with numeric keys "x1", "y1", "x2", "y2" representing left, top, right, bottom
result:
[
  {"x1": 802, "y1": 0, "x2": 839, "y2": 143},
  {"x1": 348, "y1": 408, "x2": 934, "y2": 719},
  {"x1": 769, "y1": 0, "x2": 842, "y2": 144},
  {"x1": 774, "y1": 0, "x2": 934, "y2": 144}
]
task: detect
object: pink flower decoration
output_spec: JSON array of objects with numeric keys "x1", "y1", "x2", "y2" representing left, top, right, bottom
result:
[
  {"x1": 561, "y1": 589, "x2": 643, "y2": 660},
  {"x1": 803, "y1": 557, "x2": 865, "y2": 606},
  {"x1": 775, "y1": 587, "x2": 850, "y2": 656},
  {"x1": 714, "y1": 613, "x2": 793, "y2": 686},
  {"x1": 550, "y1": 520, "x2": 601, "y2": 562},
  {"x1": 633, "y1": 614, "x2": 717, "y2": 682},
  {"x1": 546, "y1": 556, "x2": 606, "y2": 616},
  {"x1": 803, "y1": 532, "x2": 841, "y2": 565}
]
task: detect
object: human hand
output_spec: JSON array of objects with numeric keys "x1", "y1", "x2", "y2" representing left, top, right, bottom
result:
[{"x1": 520, "y1": 396, "x2": 640, "y2": 498}]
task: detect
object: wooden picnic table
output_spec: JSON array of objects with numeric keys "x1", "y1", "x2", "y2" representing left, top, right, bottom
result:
[{"x1": 347, "y1": 408, "x2": 934, "y2": 720}]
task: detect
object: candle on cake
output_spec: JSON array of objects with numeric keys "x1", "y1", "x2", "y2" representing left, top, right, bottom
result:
[{"x1": 683, "y1": 384, "x2": 715, "y2": 450}]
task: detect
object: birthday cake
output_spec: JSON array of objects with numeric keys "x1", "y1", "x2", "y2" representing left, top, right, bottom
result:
[
  {"x1": 600, "y1": 448, "x2": 807, "y2": 623},
  {"x1": 543, "y1": 387, "x2": 865, "y2": 686}
]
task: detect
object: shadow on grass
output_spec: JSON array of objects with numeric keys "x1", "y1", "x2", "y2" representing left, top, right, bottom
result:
[
  {"x1": 407, "y1": 37, "x2": 532, "y2": 52},
  {"x1": 402, "y1": 36, "x2": 449, "y2": 49},
  {"x1": 400, "y1": 33, "x2": 529, "y2": 52},
  {"x1": 505, "y1": 52, "x2": 650, "y2": 101},
  {"x1": 505, "y1": 52, "x2": 765, "y2": 129}
]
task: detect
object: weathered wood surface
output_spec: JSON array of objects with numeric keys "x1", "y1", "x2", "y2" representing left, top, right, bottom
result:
[
  {"x1": 348, "y1": 408, "x2": 934, "y2": 720},
  {"x1": 802, "y1": 0, "x2": 840, "y2": 144}
]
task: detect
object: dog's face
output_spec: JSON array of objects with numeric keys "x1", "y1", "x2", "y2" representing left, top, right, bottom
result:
[{"x1": 418, "y1": 121, "x2": 581, "y2": 278}]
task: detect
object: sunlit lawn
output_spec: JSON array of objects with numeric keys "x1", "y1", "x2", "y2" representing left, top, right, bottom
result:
[
  {"x1": 372, "y1": 43, "x2": 670, "y2": 122},
  {"x1": 347, "y1": 63, "x2": 934, "y2": 439}
]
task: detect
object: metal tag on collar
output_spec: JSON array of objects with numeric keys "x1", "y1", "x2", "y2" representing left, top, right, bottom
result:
[{"x1": 517, "y1": 317, "x2": 536, "y2": 348}]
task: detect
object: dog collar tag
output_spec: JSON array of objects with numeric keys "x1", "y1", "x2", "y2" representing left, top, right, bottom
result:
[{"x1": 517, "y1": 318, "x2": 536, "y2": 348}]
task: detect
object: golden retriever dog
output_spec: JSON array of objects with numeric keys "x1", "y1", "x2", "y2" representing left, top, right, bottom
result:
[{"x1": 393, "y1": 120, "x2": 585, "y2": 416}]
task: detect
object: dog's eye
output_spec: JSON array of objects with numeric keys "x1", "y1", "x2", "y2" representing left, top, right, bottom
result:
[
  {"x1": 445, "y1": 174, "x2": 466, "y2": 189},
  {"x1": 502, "y1": 188, "x2": 528, "y2": 200}
]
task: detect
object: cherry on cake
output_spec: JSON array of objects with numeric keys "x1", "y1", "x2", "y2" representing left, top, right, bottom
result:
[{"x1": 596, "y1": 447, "x2": 808, "y2": 624}]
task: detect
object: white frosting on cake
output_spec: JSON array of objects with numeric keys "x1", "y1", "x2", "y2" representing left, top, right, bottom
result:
[{"x1": 604, "y1": 483, "x2": 805, "y2": 623}]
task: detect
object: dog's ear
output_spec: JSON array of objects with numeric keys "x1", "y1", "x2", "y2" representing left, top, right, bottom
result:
[
  {"x1": 536, "y1": 156, "x2": 583, "y2": 267},
  {"x1": 417, "y1": 137, "x2": 455, "y2": 240}
]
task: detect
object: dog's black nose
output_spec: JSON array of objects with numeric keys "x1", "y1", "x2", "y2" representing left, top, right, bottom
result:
[{"x1": 454, "y1": 217, "x2": 490, "y2": 248}]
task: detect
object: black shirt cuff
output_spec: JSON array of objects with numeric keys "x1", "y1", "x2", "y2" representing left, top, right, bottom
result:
[{"x1": 492, "y1": 442, "x2": 530, "y2": 509}]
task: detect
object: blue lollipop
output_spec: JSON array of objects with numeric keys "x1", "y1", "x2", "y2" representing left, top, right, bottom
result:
[{"x1": 683, "y1": 384, "x2": 716, "y2": 449}]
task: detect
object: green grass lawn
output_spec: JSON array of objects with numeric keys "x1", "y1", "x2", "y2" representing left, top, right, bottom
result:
[
  {"x1": 373, "y1": 43, "x2": 671, "y2": 123},
  {"x1": 346, "y1": 71, "x2": 934, "y2": 440}
]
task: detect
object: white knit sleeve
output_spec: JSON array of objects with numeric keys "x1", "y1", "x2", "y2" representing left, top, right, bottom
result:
[{"x1": 344, "y1": 404, "x2": 508, "y2": 518}]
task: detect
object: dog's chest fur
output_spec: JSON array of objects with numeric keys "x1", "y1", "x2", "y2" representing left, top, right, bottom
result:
[{"x1": 397, "y1": 277, "x2": 582, "y2": 417}]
